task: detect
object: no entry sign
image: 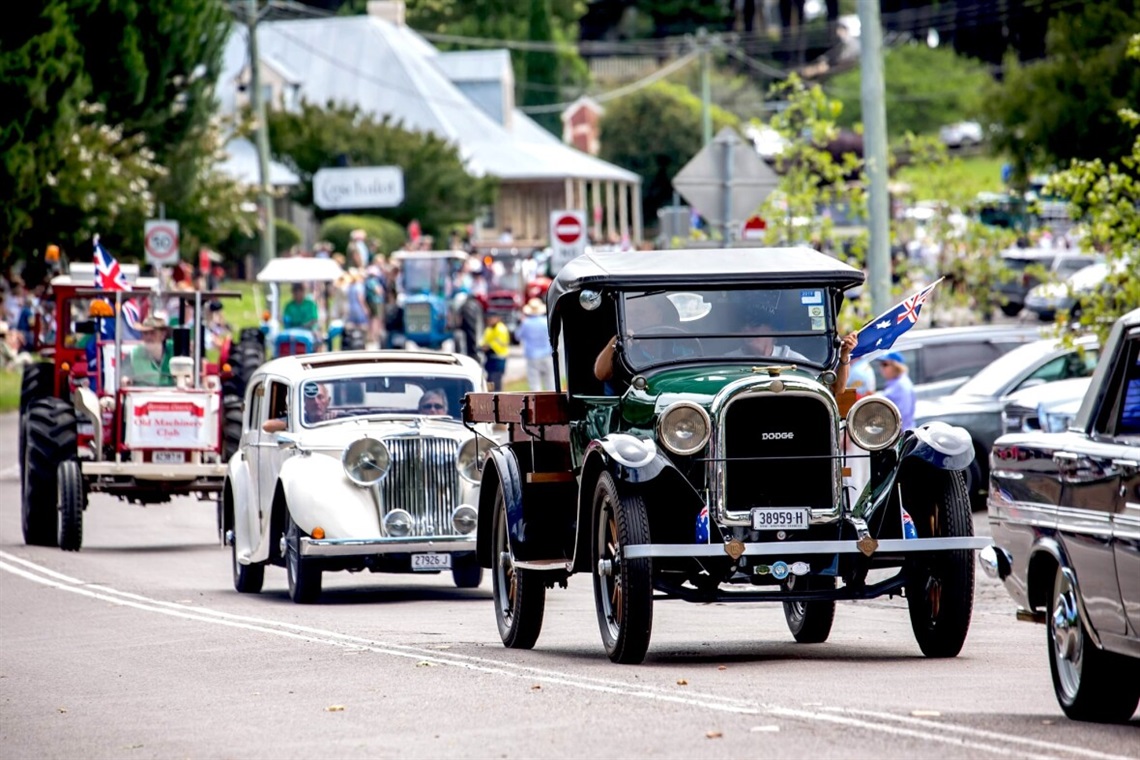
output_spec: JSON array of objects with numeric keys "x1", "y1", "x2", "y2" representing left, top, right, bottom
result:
[
  {"x1": 548, "y1": 210, "x2": 587, "y2": 276},
  {"x1": 144, "y1": 220, "x2": 180, "y2": 266}
]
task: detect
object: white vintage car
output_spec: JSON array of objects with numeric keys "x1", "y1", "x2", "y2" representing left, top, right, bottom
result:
[{"x1": 222, "y1": 350, "x2": 490, "y2": 603}]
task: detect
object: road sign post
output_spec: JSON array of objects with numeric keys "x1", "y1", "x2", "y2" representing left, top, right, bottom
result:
[
  {"x1": 144, "y1": 220, "x2": 180, "y2": 267},
  {"x1": 549, "y1": 210, "x2": 587, "y2": 276},
  {"x1": 672, "y1": 126, "x2": 778, "y2": 248}
]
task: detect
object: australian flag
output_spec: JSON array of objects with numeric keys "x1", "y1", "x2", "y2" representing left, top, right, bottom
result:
[
  {"x1": 93, "y1": 235, "x2": 131, "y2": 292},
  {"x1": 851, "y1": 278, "x2": 943, "y2": 359}
]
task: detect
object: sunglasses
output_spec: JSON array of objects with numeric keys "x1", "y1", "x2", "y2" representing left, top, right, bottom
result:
[{"x1": 419, "y1": 403, "x2": 445, "y2": 411}]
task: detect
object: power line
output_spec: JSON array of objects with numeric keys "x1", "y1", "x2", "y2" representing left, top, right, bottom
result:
[{"x1": 519, "y1": 51, "x2": 699, "y2": 114}]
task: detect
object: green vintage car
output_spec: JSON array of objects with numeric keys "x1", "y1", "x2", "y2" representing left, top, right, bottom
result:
[{"x1": 463, "y1": 247, "x2": 991, "y2": 664}]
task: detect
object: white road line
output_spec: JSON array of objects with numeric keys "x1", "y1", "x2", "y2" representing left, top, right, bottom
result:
[
  {"x1": 0, "y1": 551, "x2": 1107, "y2": 760},
  {"x1": 824, "y1": 707, "x2": 1135, "y2": 760}
]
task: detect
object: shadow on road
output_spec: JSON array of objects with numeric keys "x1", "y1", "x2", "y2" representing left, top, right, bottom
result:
[{"x1": 256, "y1": 585, "x2": 493, "y2": 606}]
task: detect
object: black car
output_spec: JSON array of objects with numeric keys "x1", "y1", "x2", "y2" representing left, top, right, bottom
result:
[
  {"x1": 985, "y1": 307, "x2": 1140, "y2": 722},
  {"x1": 854, "y1": 324, "x2": 1044, "y2": 401}
]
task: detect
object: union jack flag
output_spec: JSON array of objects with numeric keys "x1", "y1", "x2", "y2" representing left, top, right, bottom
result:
[
  {"x1": 851, "y1": 278, "x2": 943, "y2": 359},
  {"x1": 93, "y1": 235, "x2": 131, "y2": 292}
]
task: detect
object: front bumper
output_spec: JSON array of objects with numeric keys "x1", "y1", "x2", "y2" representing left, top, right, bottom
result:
[
  {"x1": 300, "y1": 535, "x2": 476, "y2": 558},
  {"x1": 623, "y1": 536, "x2": 992, "y2": 559}
]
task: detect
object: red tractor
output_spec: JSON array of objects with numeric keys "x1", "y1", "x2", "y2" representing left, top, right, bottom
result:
[{"x1": 18, "y1": 262, "x2": 245, "y2": 551}]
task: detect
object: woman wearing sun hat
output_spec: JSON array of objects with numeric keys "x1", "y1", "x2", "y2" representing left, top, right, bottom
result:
[
  {"x1": 517, "y1": 297, "x2": 554, "y2": 391},
  {"x1": 876, "y1": 351, "x2": 915, "y2": 429}
]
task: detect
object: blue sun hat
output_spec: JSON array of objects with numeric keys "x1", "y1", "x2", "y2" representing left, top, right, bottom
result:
[{"x1": 879, "y1": 351, "x2": 907, "y2": 365}]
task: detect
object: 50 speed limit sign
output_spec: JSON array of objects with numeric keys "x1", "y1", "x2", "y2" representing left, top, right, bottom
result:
[{"x1": 144, "y1": 220, "x2": 180, "y2": 266}]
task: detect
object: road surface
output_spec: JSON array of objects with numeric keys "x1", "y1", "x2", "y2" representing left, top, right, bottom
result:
[{"x1": 0, "y1": 412, "x2": 1135, "y2": 759}]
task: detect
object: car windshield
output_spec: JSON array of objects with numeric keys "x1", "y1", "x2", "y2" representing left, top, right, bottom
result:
[
  {"x1": 620, "y1": 287, "x2": 834, "y2": 370},
  {"x1": 299, "y1": 374, "x2": 475, "y2": 426},
  {"x1": 400, "y1": 257, "x2": 460, "y2": 296},
  {"x1": 955, "y1": 341, "x2": 1060, "y2": 397}
]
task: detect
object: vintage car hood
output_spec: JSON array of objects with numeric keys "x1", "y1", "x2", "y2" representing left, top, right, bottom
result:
[
  {"x1": 639, "y1": 364, "x2": 820, "y2": 405},
  {"x1": 295, "y1": 417, "x2": 470, "y2": 449}
]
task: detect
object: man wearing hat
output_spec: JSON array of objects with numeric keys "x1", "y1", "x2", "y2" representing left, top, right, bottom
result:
[
  {"x1": 126, "y1": 315, "x2": 173, "y2": 386},
  {"x1": 517, "y1": 297, "x2": 555, "y2": 391},
  {"x1": 876, "y1": 351, "x2": 915, "y2": 429}
]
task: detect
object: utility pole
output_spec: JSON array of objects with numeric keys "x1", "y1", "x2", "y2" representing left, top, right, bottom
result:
[
  {"x1": 698, "y1": 27, "x2": 712, "y2": 147},
  {"x1": 247, "y1": 0, "x2": 276, "y2": 270},
  {"x1": 858, "y1": 0, "x2": 891, "y2": 315}
]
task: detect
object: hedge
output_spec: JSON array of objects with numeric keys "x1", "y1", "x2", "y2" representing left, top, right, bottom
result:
[{"x1": 319, "y1": 215, "x2": 407, "y2": 258}]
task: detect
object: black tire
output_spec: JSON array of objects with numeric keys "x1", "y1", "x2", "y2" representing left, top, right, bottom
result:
[
  {"x1": 1047, "y1": 566, "x2": 1140, "y2": 722},
  {"x1": 783, "y1": 575, "x2": 836, "y2": 644},
  {"x1": 342, "y1": 328, "x2": 366, "y2": 352},
  {"x1": 451, "y1": 553, "x2": 483, "y2": 589},
  {"x1": 906, "y1": 471, "x2": 975, "y2": 658},
  {"x1": 459, "y1": 300, "x2": 483, "y2": 361},
  {"x1": 237, "y1": 337, "x2": 264, "y2": 389},
  {"x1": 222, "y1": 394, "x2": 243, "y2": 462},
  {"x1": 19, "y1": 361, "x2": 53, "y2": 415},
  {"x1": 1000, "y1": 301, "x2": 1022, "y2": 317},
  {"x1": 232, "y1": 538, "x2": 265, "y2": 594},
  {"x1": 491, "y1": 487, "x2": 545, "y2": 649},
  {"x1": 592, "y1": 472, "x2": 653, "y2": 664},
  {"x1": 56, "y1": 460, "x2": 85, "y2": 552},
  {"x1": 286, "y1": 515, "x2": 322, "y2": 604},
  {"x1": 22, "y1": 398, "x2": 78, "y2": 547}
]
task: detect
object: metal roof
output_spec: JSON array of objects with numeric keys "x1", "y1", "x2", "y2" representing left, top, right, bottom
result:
[
  {"x1": 218, "y1": 18, "x2": 639, "y2": 184},
  {"x1": 547, "y1": 247, "x2": 865, "y2": 312},
  {"x1": 216, "y1": 136, "x2": 300, "y2": 187}
]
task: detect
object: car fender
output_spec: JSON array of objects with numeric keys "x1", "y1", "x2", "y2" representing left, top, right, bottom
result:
[
  {"x1": 278, "y1": 455, "x2": 382, "y2": 538},
  {"x1": 853, "y1": 423, "x2": 975, "y2": 522},
  {"x1": 587, "y1": 434, "x2": 670, "y2": 483},
  {"x1": 1026, "y1": 537, "x2": 1103, "y2": 648},
  {"x1": 476, "y1": 445, "x2": 524, "y2": 566},
  {"x1": 226, "y1": 451, "x2": 256, "y2": 557}
]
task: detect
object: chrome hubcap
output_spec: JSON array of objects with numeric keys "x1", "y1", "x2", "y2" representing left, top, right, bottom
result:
[{"x1": 1051, "y1": 573, "x2": 1083, "y2": 699}]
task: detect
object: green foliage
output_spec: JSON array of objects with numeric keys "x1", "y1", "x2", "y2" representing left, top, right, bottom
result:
[
  {"x1": 1042, "y1": 33, "x2": 1140, "y2": 343},
  {"x1": 827, "y1": 44, "x2": 992, "y2": 137},
  {"x1": 319, "y1": 215, "x2": 408, "y2": 257},
  {"x1": 895, "y1": 155, "x2": 1006, "y2": 207},
  {"x1": 599, "y1": 81, "x2": 739, "y2": 226},
  {"x1": 646, "y1": 0, "x2": 733, "y2": 36},
  {"x1": 275, "y1": 219, "x2": 303, "y2": 253},
  {"x1": 222, "y1": 218, "x2": 302, "y2": 265},
  {"x1": 986, "y1": 0, "x2": 1140, "y2": 179},
  {"x1": 0, "y1": 1, "x2": 90, "y2": 253},
  {"x1": 268, "y1": 102, "x2": 495, "y2": 239},
  {"x1": 523, "y1": 0, "x2": 561, "y2": 134}
]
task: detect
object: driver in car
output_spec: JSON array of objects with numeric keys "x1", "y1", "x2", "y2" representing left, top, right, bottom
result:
[
  {"x1": 594, "y1": 294, "x2": 685, "y2": 387},
  {"x1": 417, "y1": 388, "x2": 450, "y2": 416},
  {"x1": 303, "y1": 382, "x2": 332, "y2": 423}
]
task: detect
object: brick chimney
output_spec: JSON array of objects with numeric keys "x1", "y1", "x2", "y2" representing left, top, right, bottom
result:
[{"x1": 367, "y1": 1, "x2": 405, "y2": 26}]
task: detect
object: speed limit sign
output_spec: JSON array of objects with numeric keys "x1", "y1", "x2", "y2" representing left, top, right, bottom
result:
[{"x1": 144, "y1": 220, "x2": 180, "y2": 266}]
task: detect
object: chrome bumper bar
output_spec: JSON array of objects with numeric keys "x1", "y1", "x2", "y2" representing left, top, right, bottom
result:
[
  {"x1": 81, "y1": 462, "x2": 227, "y2": 480},
  {"x1": 299, "y1": 536, "x2": 476, "y2": 558},
  {"x1": 623, "y1": 536, "x2": 992, "y2": 560}
]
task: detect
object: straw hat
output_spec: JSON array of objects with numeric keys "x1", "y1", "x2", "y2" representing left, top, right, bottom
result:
[
  {"x1": 139, "y1": 314, "x2": 168, "y2": 332},
  {"x1": 522, "y1": 298, "x2": 546, "y2": 317}
]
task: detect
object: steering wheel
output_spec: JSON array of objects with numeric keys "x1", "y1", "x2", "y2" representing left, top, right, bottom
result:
[{"x1": 626, "y1": 326, "x2": 705, "y2": 363}]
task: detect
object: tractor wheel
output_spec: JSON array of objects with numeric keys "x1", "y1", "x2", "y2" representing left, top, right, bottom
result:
[
  {"x1": 22, "y1": 398, "x2": 78, "y2": 547},
  {"x1": 57, "y1": 460, "x2": 86, "y2": 552},
  {"x1": 19, "y1": 361, "x2": 53, "y2": 415},
  {"x1": 906, "y1": 471, "x2": 975, "y2": 658},
  {"x1": 237, "y1": 335, "x2": 265, "y2": 387},
  {"x1": 222, "y1": 394, "x2": 243, "y2": 462}
]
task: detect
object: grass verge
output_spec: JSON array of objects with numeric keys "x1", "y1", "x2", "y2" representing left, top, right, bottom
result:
[
  {"x1": 0, "y1": 370, "x2": 21, "y2": 414},
  {"x1": 896, "y1": 154, "x2": 1007, "y2": 205}
]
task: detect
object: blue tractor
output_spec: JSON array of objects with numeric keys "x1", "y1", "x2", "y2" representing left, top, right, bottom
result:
[{"x1": 386, "y1": 250, "x2": 480, "y2": 356}]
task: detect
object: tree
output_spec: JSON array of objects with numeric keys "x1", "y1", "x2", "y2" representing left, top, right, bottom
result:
[
  {"x1": 986, "y1": 0, "x2": 1140, "y2": 180},
  {"x1": 267, "y1": 102, "x2": 496, "y2": 238},
  {"x1": 1042, "y1": 34, "x2": 1140, "y2": 343},
  {"x1": 827, "y1": 44, "x2": 992, "y2": 138},
  {"x1": 523, "y1": 0, "x2": 561, "y2": 134},
  {"x1": 599, "y1": 81, "x2": 738, "y2": 227},
  {"x1": 0, "y1": 2, "x2": 89, "y2": 256}
]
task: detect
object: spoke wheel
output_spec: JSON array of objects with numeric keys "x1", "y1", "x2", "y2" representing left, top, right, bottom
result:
[
  {"x1": 286, "y1": 515, "x2": 322, "y2": 604},
  {"x1": 906, "y1": 470, "x2": 974, "y2": 658},
  {"x1": 592, "y1": 472, "x2": 653, "y2": 664},
  {"x1": 783, "y1": 575, "x2": 836, "y2": 644},
  {"x1": 56, "y1": 460, "x2": 85, "y2": 552},
  {"x1": 1047, "y1": 566, "x2": 1140, "y2": 722},
  {"x1": 491, "y1": 487, "x2": 545, "y2": 648}
]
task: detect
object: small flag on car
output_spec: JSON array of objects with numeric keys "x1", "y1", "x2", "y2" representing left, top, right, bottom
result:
[
  {"x1": 851, "y1": 278, "x2": 943, "y2": 359},
  {"x1": 93, "y1": 234, "x2": 131, "y2": 292},
  {"x1": 900, "y1": 507, "x2": 919, "y2": 540}
]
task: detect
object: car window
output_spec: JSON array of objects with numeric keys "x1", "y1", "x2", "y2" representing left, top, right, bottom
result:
[
  {"x1": 923, "y1": 342, "x2": 1002, "y2": 384},
  {"x1": 1016, "y1": 348, "x2": 1099, "y2": 391},
  {"x1": 1055, "y1": 259, "x2": 1093, "y2": 278},
  {"x1": 1095, "y1": 336, "x2": 1140, "y2": 438},
  {"x1": 268, "y1": 381, "x2": 289, "y2": 427},
  {"x1": 299, "y1": 375, "x2": 476, "y2": 426},
  {"x1": 956, "y1": 341, "x2": 1058, "y2": 396},
  {"x1": 247, "y1": 382, "x2": 264, "y2": 429}
]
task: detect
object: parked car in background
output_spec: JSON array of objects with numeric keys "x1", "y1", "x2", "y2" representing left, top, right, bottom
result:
[
  {"x1": 914, "y1": 335, "x2": 1100, "y2": 508},
  {"x1": 996, "y1": 248, "x2": 1102, "y2": 317},
  {"x1": 985, "y1": 307, "x2": 1140, "y2": 722},
  {"x1": 223, "y1": 350, "x2": 490, "y2": 604},
  {"x1": 939, "y1": 120, "x2": 983, "y2": 148},
  {"x1": 853, "y1": 324, "x2": 1044, "y2": 401},
  {"x1": 1000, "y1": 377, "x2": 1091, "y2": 436},
  {"x1": 1024, "y1": 260, "x2": 1127, "y2": 322}
]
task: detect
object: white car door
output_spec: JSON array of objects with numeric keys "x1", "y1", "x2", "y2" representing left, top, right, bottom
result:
[{"x1": 254, "y1": 378, "x2": 295, "y2": 557}]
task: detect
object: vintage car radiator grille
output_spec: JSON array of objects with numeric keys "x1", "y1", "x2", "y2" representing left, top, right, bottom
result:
[
  {"x1": 723, "y1": 395, "x2": 834, "y2": 513},
  {"x1": 381, "y1": 437, "x2": 462, "y2": 536}
]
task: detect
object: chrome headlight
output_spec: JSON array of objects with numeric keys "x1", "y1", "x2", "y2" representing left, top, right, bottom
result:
[
  {"x1": 456, "y1": 438, "x2": 488, "y2": 483},
  {"x1": 342, "y1": 437, "x2": 390, "y2": 486},
  {"x1": 452, "y1": 504, "x2": 478, "y2": 534},
  {"x1": 656, "y1": 401, "x2": 711, "y2": 456},
  {"x1": 383, "y1": 509, "x2": 413, "y2": 537},
  {"x1": 846, "y1": 396, "x2": 902, "y2": 451}
]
